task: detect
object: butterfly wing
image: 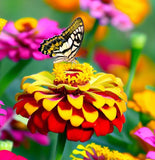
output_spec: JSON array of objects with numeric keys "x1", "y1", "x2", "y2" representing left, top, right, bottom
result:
[
  {"x1": 61, "y1": 17, "x2": 84, "y2": 61},
  {"x1": 38, "y1": 17, "x2": 84, "y2": 63}
]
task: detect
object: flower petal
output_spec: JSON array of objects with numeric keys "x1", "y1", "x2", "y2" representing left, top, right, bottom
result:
[
  {"x1": 112, "y1": 115, "x2": 124, "y2": 132},
  {"x1": 70, "y1": 108, "x2": 84, "y2": 127},
  {"x1": 78, "y1": 83, "x2": 90, "y2": 91},
  {"x1": 116, "y1": 101, "x2": 127, "y2": 114},
  {"x1": 43, "y1": 97, "x2": 63, "y2": 111},
  {"x1": 57, "y1": 101, "x2": 73, "y2": 120},
  {"x1": 100, "y1": 106, "x2": 117, "y2": 121},
  {"x1": 34, "y1": 92, "x2": 58, "y2": 102},
  {"x1": 67, "y1": 123, "x2": 94, "y2": 142},
  {"x1": 24, "y1": 102, "x2": 39, "y2": 115},
  {"x1": 67, "y1": 94, "x2": 84, "y2": 109},
  {"x1": 86, "y1": 92, "x2": 105, "y2": 108},
  {"x1": 94, "y1": 115, "x2": 113, "y2": 136},
  {"x1": 82, "y1": 102, "x2": 98, "y2": 123},
  {"x1": 48, "y1": 108, "x2": 66, "y2": 133}
]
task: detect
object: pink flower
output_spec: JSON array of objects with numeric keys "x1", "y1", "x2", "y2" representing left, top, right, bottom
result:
[
  {"x1": 0, "y1": 17, "x2": 62, "y2": 62},
  {"x1": 0, "y1": 150, "x2": 27, "y2": 160},
  {"x1": 79, "y1": 0, "x2": 133, "y2": 31},
  {"x1": 111, "y1": 10, "x2": 133, "y2": 31},
  {"x1": 89, "y1": 1, "x2": 103, "y2": 18},
  {"x1": 134, "y1": 127, "x2": 155, "y2": 159},
  {"x1": 0, "y1": 103, "x2": 50, "y2": 146},
  {"x1": 0, "y1": 101, "x2": 7, "y2": 127}
]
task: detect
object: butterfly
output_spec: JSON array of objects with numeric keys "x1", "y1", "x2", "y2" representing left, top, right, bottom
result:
[{"x1": 38, "y1": 17, "x2": 84, "y2": 63}]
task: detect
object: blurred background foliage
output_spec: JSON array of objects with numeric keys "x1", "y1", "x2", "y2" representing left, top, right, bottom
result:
[{"x1": 0, "y1": 0, "x2": 155, "y2": 159}]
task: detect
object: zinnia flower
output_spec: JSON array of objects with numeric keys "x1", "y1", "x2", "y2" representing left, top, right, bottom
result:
[
  {"x1": 128, "y1": 90, "x2": 155, "y2": 118},
  {"x1": 94, "y1": 49, "x2": 155, "y2": 92},
  {"x1": 0, "y1": 102, "x2": 49, "y2": 146},
  {"x1": 0, "y1": 150, "x2": 27, "y2": 160},
  {"x1": 14, "y1": 61, "x2": 127, "y2": 142},
  {"x1": 70, "y1": 143, "x2": 139, "y2": 160},
  {"x1": 0, "y1": 101, "x2": 7, "y2": 127},
  {"x1": 134, "y1": 127, "x2": 155, "y2": 159},
  {"x1": 80, "y1": 0, "x2": 133, "y2": 31},
  {"x1": 0, "y1": 17, "x2": 62, "y2": 62},
  {"x1": 0, "y1": 18, "x2": 7, "y2": 32}
]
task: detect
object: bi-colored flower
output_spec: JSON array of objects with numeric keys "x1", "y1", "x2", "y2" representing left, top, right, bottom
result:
[
  {"x1": 0, "y1": 17, "x2": 62, "y2": 62},
  {"x1": 14, "y1": 61, "x2": 127, "y2": 142},
  {"x1": 94, "y1": 49, "x2": 155, "y2": 92},
  {"x1": 0, "y1": 18, "x2": 7, "y2": 32},
  {"x1": 128, "y1": 90, "x2": 155, "y2": 118},
  {"x1": 70, "y1": 143, "x2": 139, "y2": 160},
  {"x1": 0, "y1": 102, "x2": 49, "y2": 146},
  {"x1": 0, "y1": 150, "x2": 27, "y2": 160}
]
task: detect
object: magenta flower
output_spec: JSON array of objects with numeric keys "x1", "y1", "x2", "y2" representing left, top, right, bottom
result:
[
  {"x1": 0, "y1": 101, "x2": 7, "y2": 127},
  {"x1": 0, "y1": 150, "x2": 27, "y2": 160},
  {"x1": 0, "y1": 102, "x2": 50, "y2": 146},
  {"x1": 134, "y1": 127, "x2": 155, "y2": 159},
  {"x1": 80, "y1": 0, "x2": 133, "y2": 31},
  {"x1": 0, "y1": 17, "x2": 62, "y2": 62}
]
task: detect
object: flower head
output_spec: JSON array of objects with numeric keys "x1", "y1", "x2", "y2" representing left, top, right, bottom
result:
[
  {"x1": 134, "y1": 127, "x2": 155, "y2": 159},
  {"x1": 94, "y1": 49, "x2": 155, "y2": 92},
  {"x1": 128, "y1": 90, "x2": 155, "y2": 118},
  {"x1": 14, "y1": 61, "x2": 127, "y2": 142},
  {"x1": 80, "y1": 0, "x2": 133, "y2": 31},
  {"x1": 0, "y1": 102, "x2": 49, "y2": 146},
  {"x1": 0, "y1": 18, "x2": 7, "y2": 32},
  {"x1": 71, "y1": 143, "x2": 139, "y2": 160},
  {"x1": 0, "y1": 17, "x2": 62, "y2": 61},
  {"x1": 0, "y1": 150, "x2": 27, "y2": 160}
]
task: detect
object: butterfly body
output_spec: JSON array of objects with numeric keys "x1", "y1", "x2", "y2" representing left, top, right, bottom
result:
[{"x1": 38, "y1": 17, "x2": 84, "y2": 63}]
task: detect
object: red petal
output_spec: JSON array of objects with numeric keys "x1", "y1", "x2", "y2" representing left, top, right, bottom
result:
[
  {"x1": 121, "y1": 114, "x2": 126, "y2": 123},
  {"x1": 80, "y1": 129, "x2": 94, "y2": 142},
  {"x1": 41, "y1": 110, "x2": 51, "y2": 120},
  {"x1": 28, "y1": 118, "x2": 36, "y2": 133},
  {"x1": 82, "y1": 121, "x2": 95, "y2": 128},
  {"x1": 48, "y1": 108, "x2": 66, "y2": 133},
  {"x1": 14, "y1": 100, "x2": 29, "y2": 116},
  {"x1": 67, "y1": 124, "x2": 83, "y2": 141},
  {"x1": 94, "y1": 114, "x2": 112, "y2": 136},
  {"x1": 94, "y1": 91, "x2": 120, "y2": 100},
  {"x1": 112, "y1": 116, "x2": 124, "y2": 132},
  {"x1": 66, "y1": 123, "x2": 93, "y2": 142}
]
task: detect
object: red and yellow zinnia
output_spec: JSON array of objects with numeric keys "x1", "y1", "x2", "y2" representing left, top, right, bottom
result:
[{"x1": 14, "y1": 61, "x2": 127, "y2": 142}]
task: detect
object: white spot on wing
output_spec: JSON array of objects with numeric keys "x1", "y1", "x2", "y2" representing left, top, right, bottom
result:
[
  {"x1": 74, "y1": 41, "x2": 80, "y2": 46},
  {"x1": 68, "y1": 38, "x2": 72, "y2": 47},
  {"x1": 71, "y1": 34, "x2": 74, "y2": 40}
]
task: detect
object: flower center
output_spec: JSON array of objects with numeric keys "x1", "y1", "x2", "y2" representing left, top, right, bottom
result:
[
  {"x1": 53, "y1": 62, "x2": 95, "y2": 86},
  {"x1": 14, "y1": 17, "x2": 38, "y2": 32}
]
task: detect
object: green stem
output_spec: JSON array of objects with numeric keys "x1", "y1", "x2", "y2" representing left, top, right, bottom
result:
[
  {"x1": 125, "y1": 48, "x2": 141, "y2": 98},
  {"x1": 125, "y1": 33, "x2": 146, "y2": 98},
  {"x1": 85, "y1": 20, "x2": 99, "y2": 63},
  {"x1": 55, "y1": 132, "x2": 66, "y2": 160},
  {"x1": 0, "y1": 59, "x2": 31, "y2": 97}
]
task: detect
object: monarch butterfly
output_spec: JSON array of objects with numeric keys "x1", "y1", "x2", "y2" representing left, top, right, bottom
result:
[{"x1": 38, "y1": 17, "x2": 84, "y2": 63}]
